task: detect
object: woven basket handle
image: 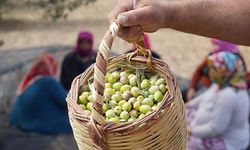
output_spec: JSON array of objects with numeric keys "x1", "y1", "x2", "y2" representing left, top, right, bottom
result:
[{"x1": 91, "y1": 21, "x2": 145, "y2": 124}]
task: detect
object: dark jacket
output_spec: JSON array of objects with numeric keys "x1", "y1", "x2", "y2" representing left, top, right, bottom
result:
[{"x1": 60, "y1": 52, "x2": 96, "y2": 91}]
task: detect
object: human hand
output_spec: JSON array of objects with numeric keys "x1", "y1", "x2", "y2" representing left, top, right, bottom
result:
[
  {"x1": 109, "y1": 0, "x2": 250, "y2": 46},
  {"x1": 109, "y1": 0, "x2": 172, "y2": 43},
  {"x1": 187, "y1": 127, "x2": 192, "y2": 135},
  {"x1": 187, "y1": 88, "x2": 195, "y2": 101}
]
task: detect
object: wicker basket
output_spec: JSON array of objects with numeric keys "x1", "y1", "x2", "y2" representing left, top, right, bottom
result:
[{"x1": 66, "y1": 21, "x2": 187, "y2": 150}]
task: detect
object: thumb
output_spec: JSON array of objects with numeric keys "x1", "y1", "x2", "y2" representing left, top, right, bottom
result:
[{"x1": 117, "y1": 8, "x2": 147, "y2": 27}]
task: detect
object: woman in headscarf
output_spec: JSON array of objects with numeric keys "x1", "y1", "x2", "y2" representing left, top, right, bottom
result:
[
  {"x1": 186, "y1": 51, "x2": 249, "y2": 150},
  {"x1": 186, "y1": 39, "x2": 248, "y2": 101},
  {"x1": 126, "y1": 33, "x2": 161, "y2": 59},
  {"x1": 9, "y1": 53, "x2": 71, "y2": 134},
  {"x1": 60, "y1": 31, "x2": 97, "y2": 91}
]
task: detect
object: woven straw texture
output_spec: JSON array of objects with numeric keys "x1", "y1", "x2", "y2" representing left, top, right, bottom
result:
[{"x1": 66, "y1": 22, "x2": 187, "y2": 150}]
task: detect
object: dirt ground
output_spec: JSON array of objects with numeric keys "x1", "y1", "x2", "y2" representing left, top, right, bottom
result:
[{"x1": 1, "y1": 0, "x2": 250, "y2": 79}]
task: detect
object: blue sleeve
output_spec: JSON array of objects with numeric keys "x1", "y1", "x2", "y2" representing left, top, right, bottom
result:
[
  {"x1": 43, "y1": 77, "x2": 67, "y2": 109},
  {"x1": 9, "y1": 97, "x2": 20, "y2": 126}
]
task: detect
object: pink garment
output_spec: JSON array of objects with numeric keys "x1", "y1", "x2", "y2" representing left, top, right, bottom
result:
[
  {"x1": 74, "y1": 31, "x2": 93, "y2": 58},
  {"x1": 211, "y1": 39, "x2": 239, "y2": 53},
  {"x1": 131, "y1": 33, "x2": 151, "y2": 50},
  {"x1": 143, "y1": 33, "x2": 151, "y2": 49}
]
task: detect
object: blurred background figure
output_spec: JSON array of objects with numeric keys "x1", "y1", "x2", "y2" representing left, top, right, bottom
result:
[
  {"x1": 186, "y1": 39, "x2": 249, "y2": 101},
  {"x1": 60, "y1": 31, "x2": 97, "y2": 91},
  {"x1": 186, "y1": 51, "x2": 249, "y2": 150},
  {"x1": 126, "y1": 33, "x2": 161, "y2": 59},
  {"x1": 9, "y1": 53, "x2": 71, "y2": 134}
]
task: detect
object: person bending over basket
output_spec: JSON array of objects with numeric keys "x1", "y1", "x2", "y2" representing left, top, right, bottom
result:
[
  {"x1": 60, "y1": 31, "x2": 97, "y2": 91},
  {"x1": 186, "y1": 39, "x2": 249, "y2": 101},
  {"x1": 185, "y1": 51, "x2": 250, "y2": 150},
  {"x1": 9, "y1": 53, "x2": 72, "y2": 134}
]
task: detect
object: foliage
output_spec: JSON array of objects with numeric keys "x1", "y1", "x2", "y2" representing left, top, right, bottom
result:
[
  {"x1": 0, "y1": 0, "x2": 7, "y2": 19},
  {"x1": 34, "y1": 0, "x2": 96, "y2": 20},
  {"x1": 0, "y1": 0, "x2": 7, "y2": 6},
  {"x1": 0, "y1": 0, "x2": 96, "y2": 20}
]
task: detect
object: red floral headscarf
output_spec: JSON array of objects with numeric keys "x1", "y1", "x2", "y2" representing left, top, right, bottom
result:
[{"x1": 17, "y1": 53, "x2": 58, "y2": 95}]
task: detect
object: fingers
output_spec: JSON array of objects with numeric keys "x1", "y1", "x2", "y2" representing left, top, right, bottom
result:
[
  {"x1": 117, "y1": 25, "x2": 143, "y2": 43},
  {"x1": 108, "y1": 0, "x2": 133, "y2": 23},
  {"x1": 108, "y1": 0, "x2": 144, "y2": 43},
  {"x1": 117, "y1": 7, "x2": 150, "y2": 27},
  {"x1": 108, "y1": 0, "x2": 160, "y2": 43}
]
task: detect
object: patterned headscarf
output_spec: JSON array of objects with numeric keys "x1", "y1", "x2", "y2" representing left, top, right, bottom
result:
[
  {"x1": 207, "y1": 51, "x2": 247, "y2": 89},
  {"x1": 17, "y1": 53, "x2": 58, "y2": 95}
]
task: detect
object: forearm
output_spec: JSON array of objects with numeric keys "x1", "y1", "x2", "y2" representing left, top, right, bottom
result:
[
  {"x1": 189, "y1": 69, "x2": 202, "y2": 90},
  {"x1": 186, "y1": 92, "x2": 204, "y2": 108},
  {"x1": 189, "y1": 59, "x2": 207, "y2": 89},
  {"x1": 165, "y1": 0, "x2": 250, "y2": 46}
]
